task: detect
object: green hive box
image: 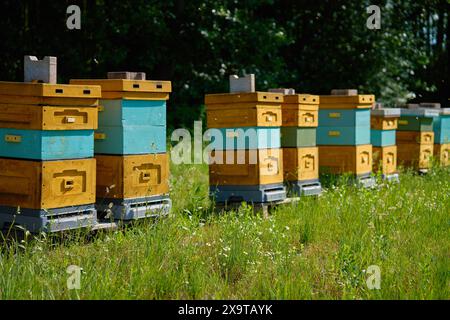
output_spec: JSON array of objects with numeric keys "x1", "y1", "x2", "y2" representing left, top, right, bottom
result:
[
  {"x1": 398, "y1": 108, "x2": 440, "y2": 132},
  {"x1": 281, "y1": 127, "x2": 316, "y2": 147}
]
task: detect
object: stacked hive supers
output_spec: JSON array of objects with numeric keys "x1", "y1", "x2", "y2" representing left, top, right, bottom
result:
[
  {"x1": 70, "y1": 77, "x2": 172, "y2": 221},
  {"x1": 370, "y1": 107, "x2": 401, "y2": 180},
  {"x1": 431, "y1": 108, "x2": 450, "y2": 167},
  {"x1": 205, "y1": 91, "x2": 287, "y2": 203},
  {"x1": 317, "y1": 92, "x2": 376, "y2": 187},
  {"x1": 397, "y1": 107, "x2": 439, "y2": 172},
  {"x1": 0, "y1": 81, "x2": 101, "y2": 232},
  {"x1": 279, "y1": 93, "x2": 322, "y2": 196}
]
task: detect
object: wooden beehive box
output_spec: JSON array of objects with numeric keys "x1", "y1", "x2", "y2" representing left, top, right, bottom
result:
[
  {"x1": 396, "y1": 131, "x2": 435, "y2": 145},
  {"x1": 373, "y1": 146, "x2": 397, "y2": 175},
  {"x1": 70, "y1": 79, "x2": 172, "y2": 100},
  {"x1": 0, "y1": 158, "x2": 96, "y2": 210},
  {"x1": 434, "y1": 143, "x2": 450, "y2": 167},
  {"x1": 281, "y1": 94, "x2": 319, "y2": 127},
  {"x1": 431, "y1": 108, "x2": 450, "y2": 144},
  {"x1": 96, "y1": 153, "x2": 169, "y2": 200},
  {"x1": 319, "y1": 94, "x2": 375, "y2": 109},
  {"x1": 0, "y1": 104, "x2": 98, "y2": 131},
  {"x1": 318, "y1": 144, "x2": 373, "y2": 176},
  {"x1": 94, "y1": 125, "x2": 166, "y2": 155},
  {"x1": 205, "y1": 127, "x2": 281, "y2": 150},
  {"x1": 318, "y1": 94, "x2": 373, "y2": 146},
  {"x1": 205, "y1": 92, "x2": 283, "y2": 128},
  {"x1": 209, "y1": 149, "x2": 283, "y2": 186},
  {"x1": 371, "y1": 108, "x2": 400, "y2": 130},
  {"x1": 0, "y1": 128, "x2": 94, "y2": 160},
  {"x1": 371, "y1": 130, "x2": 396, "y2": 147},
  {"x1": 283, "y1": 147, "x2": 319, "y2": 182},
  {"x1": 397, "y1": 143, "x2": 433, "y2": 170},
  {"x1": 0, "y1": 81, "x2": 101, "y2": 106},
  {"x1": 281, "y1": 127, "x2": 316, "y2": 148},
  {"x1": 398, "y1": 108, "x2": 439, "y2": 132}
]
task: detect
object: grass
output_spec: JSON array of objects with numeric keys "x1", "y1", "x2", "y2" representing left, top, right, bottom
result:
[{"x1": 0, "y1": 163, "x2": 449, "y2": 300}]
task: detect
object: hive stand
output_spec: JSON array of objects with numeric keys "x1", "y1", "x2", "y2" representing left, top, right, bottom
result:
[
  {"x1": 96, "y1": 195, "x2": 172, "y2": 222},
  {"x1": 213, "y1": 197, "x2": 301, "y2": 218},
  {"x1": 371, "y1": 104, "x2": 401, "y2": 182},
  {"x1": 0, "y1": 205, "x2": 97, "y2": 234}
]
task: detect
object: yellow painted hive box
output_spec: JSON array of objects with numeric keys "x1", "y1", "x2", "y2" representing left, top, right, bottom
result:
[
  {"x1": 434, "y1": 143, "x2": 450, "y2": 166},
  {"x1": 0, "y1": 158, "x2": 96, "y2": 210},
  {"x1": 373, "y1": 145, "x2": 397, "y2": 175},
  {"x1": 319, "y1": 94, "x2": 375, "y2": 109},
  {"x1": 283, "y1": 147, "x2": 319, "y2": 181},
  {"x1": 70, "y1": 79, "x2": 172, "y2": 100},
  {"x1": 396, "y1": 131, "x2": 434, "y2": 145},
  {"x1": 318, "y1": 144, "x2": 373, "y2": 176},
  {"x1": 281, "y1": 94, "x2": 319, "y2": 127},
  {"x1": 397, "y1": 143, "x2": 433, "y2": 169},
  {"x1": 96, "y1": 153, "x2": 169, "y2": 200},
  {"x1": 0, "y1": 104, "x2": 98, "y2": 130},
  {"x1": 209, "y1": 148, "x2": 283, "y2": 186},
  {"x1": 0, "y1": 81, "x2": 101, "y2": 106},
  {"x1": 205, "y1": 92, "x2": 283, "y2": 128}
]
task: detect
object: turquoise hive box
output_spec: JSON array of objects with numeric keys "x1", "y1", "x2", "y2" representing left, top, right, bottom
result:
[
  {"x1": 319, "y1": 109, "x2": 370, "y2": 127},
  {"x1": 99, "y1": 99, "x2": 166, "y2": 127},
  {"x1": 206, "y1": 127, "x2": 280, "y2": 150},
  {"x1": 371, "y1": 130, "x2": 396, "y2": 147},
  {"x1": 431, "y1": 109, "x2": 450, "y2": 144},
  {"x1": 0, "y1": 128, "x2": 94, "y2": 160},
  {"x1": 95, "y1": 125, "x2": 166, "y2": 155},
  {"x1": 317, "y1": 126, "x2": 370, "y2": 145}
]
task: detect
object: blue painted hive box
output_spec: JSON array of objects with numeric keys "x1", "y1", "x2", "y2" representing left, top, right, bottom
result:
[
  {"x1": 205, "y1": 127, "x2": 280, "y2": 150},
  {"x1": 0, "y1": 128, "x2": 94, "y2": 160},
  {"x1": 317, "y1": 126, "x2": 370, "y2": 145},
  {"x1": 319, "y1": 109, "x2": 370, "y2": 127},
  {"x1": 94, "y1": 125, "x2": 166, "y2": 155},
  {"x1": 432, "y1": 109, "x2": 450, "y2": 144},
  {"x1": 99, "y1": 99, "x2": 166, "y2": 127},
  {"x1": 371, "y1": 129, "x2": 396, "y2": 147}
]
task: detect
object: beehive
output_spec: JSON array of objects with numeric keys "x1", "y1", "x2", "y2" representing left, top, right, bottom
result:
[
  {"x1": 430, "y1": 107, "x2": 450, "y2": 166},
  {"x1": 370, "y1": 107, "x2": 400, "y2": 178},
  {"x1": 70, "y1": 75, "x2": 172, "y2": 219},
  {"x1": 397, "y1": 108, "x2": 438, "y2": 171},
  {"x1": 0, "y1": 74, "x2": 100, "y2": 232},
  {"x1": 318, "y1": 91, "x2": 375, "y2": 185},
  {"x1": 274, "y1": 91, "x2": 321, "y2": 196},
  {"x1": 206, "y1": 77, "x2": 286, "y2": 203}
]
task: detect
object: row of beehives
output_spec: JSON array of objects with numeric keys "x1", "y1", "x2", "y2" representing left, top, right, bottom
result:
[
  {"x1": 0, "y1": 56, "x2": 172, "y2": 233},
  {"x1": 204, "y1": 75, "x2": 450, "y2": 204}
]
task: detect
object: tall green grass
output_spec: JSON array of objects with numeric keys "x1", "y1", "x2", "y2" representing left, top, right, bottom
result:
[{"x1": 0, "y1": 163, "x2": 449, "y2": 299}]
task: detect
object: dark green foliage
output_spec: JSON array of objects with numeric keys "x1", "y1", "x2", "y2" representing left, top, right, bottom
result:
[{"x1": 0, "y1": 0, "x2": 448, "y2": 129}]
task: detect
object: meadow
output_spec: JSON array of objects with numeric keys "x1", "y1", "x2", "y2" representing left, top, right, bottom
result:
[{"x1": 0, "y1": 163, "x2": 449, "y2": 300}]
